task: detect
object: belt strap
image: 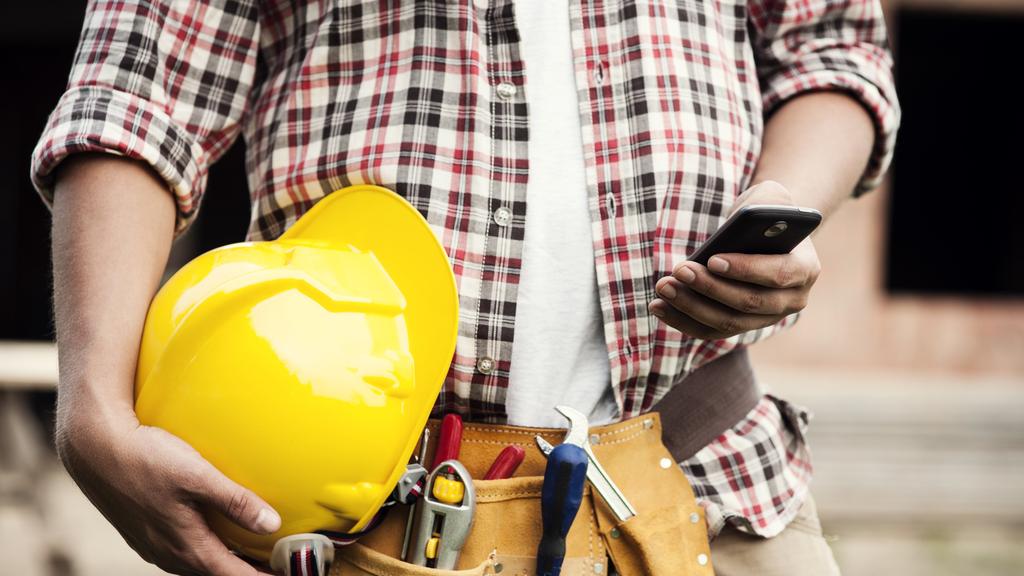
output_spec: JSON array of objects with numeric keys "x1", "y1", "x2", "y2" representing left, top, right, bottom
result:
[{"x1": 655, "y1": 348, "x2": 760, "y2": 462}]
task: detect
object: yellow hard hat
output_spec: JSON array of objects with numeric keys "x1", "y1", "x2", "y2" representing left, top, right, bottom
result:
[{"x1": 134, "y1": 185, "x2": 458, "y2": 560}]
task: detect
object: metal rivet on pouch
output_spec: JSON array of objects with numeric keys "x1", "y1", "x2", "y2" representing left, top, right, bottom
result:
[
  {"x1": 642, "y1": 418, "x2": 654, "y2": 430},
  {"x1": 697, "y1": 553, "x2": 708, "y2": 566},
  {"x1": 690, "y1": 512, "x2": 700, "y2": 524},
  {"x1": 610, "y1": 528, "x2": 621, "y2": 539},
  {"x1": 594, "y1": 562, "x2": 605, "y2": 574},
  {"x1": 590, "y1": 433, "x2": 601, "y2": 445},
  {"x1": 659, "y1": 457, "x2": 672, "y2": 469}
]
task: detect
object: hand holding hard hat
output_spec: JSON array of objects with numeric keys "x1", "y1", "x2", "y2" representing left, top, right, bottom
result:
[{"x1": 134, "y1": 185, "x2": 459, "y2": 562}]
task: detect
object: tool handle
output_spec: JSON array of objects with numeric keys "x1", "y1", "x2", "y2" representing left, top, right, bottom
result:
[
  {"x1": 484, "y1": 445, "x2": 526, "y2": 480},
  {"x1": 535, "y1": 549, "x2": 565, "y2": 576},
  {"x1": 432, "y1": 414, "x2": 463, "y2": 469},
  {"x1": 536, "y1": 444, "x2": 588, "y2": 576}
]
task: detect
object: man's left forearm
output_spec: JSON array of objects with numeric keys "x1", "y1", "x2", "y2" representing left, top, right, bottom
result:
[
  {"x1": 649, "y1": 91, "x2": 878, "y2": 338},
  {"x1": 750, "y1": 91, "x2": 877, "y2": 220}
]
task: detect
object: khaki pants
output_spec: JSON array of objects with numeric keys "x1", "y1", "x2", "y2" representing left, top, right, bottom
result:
[{"x1": 711, "y1": 496, "x2": 842, "y2": 576}]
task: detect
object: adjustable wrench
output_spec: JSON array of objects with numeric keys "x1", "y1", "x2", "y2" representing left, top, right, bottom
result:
[{"x1": 535, "y1": 405, "x2": 637, "y2": 522}]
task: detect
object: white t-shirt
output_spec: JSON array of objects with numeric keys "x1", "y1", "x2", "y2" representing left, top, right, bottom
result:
[{"x1": 505, "y1": 0, "x2": 619, "y2": 428}]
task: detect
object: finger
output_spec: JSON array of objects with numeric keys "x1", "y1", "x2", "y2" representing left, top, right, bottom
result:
[
  {"x1": 649, "y1": 298, "x2": 726, "y2": 340},
  {"x1": 239, "y1": 554, "x2": 277, "y2": 574},
  {"x1": 190, "y1": 531, "x2": 271, "y2": 576},
  {"x1": 183, "y1": 459, "x2": 281, "y2": 535},
  {"x1": 199, "y1": 545, "x2": 270, "y2": 576},
  {"x1": 704, "y1": 250, "x2": 820, "y2": 289},
  {"x1": 732, "y1": 180, "x2": 793, "y2": 210},
  {"x1": 155, "y1": 506, "x2": 271, "y2": 576},
  {"x1": 653, "y1": 281, "x2": 783, "y2": 336},
  {"x1": 668, "y1": 263, "x2": 807, "y2": 315}
]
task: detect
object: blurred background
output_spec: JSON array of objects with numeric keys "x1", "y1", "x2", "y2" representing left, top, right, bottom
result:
[{"x1": 2, "y1": 1, "x2": 1023, "y2": 575}]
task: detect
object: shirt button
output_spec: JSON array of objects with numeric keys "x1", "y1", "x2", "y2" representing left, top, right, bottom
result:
[
  {"x1": 496, "y1": 82, "x2": 517, "y2": 100},
  {"x1": 476, "y1": 356, "x2": 495, "y2": 374},
  {"x1": 493, "y1": 206, "x2": 512, "y2": 226}
]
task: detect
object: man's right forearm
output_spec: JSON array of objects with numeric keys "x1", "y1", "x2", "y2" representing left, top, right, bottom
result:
[
  {"x1": 51, "y1": 155, "x2": 279, "y2": 575},
  {"x1": 51, "y1": 154, "x2": 176, "y2": 445}
]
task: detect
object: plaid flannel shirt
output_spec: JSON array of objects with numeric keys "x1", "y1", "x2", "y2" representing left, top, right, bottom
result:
[{"x1": 32, "y1": 0, "x2": 898, "y2": 538}]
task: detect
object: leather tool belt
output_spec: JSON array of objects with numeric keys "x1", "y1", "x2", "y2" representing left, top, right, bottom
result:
[{"x1": 328, "y1": 350, "x2": 757, "y2": 576}]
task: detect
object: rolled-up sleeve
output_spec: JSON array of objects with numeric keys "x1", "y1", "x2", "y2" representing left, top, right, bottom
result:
[
  {"x1": 749, "y1": 0, "x2": 900, "y2": 195},
  {"x1": 31, "y1": 0, "x2": 261, "y2": 232}
]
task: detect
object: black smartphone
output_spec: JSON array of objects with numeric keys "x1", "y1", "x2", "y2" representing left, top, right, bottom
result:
[{"x1": 687, "y1": 205, "x2": 822, "y2": 266}]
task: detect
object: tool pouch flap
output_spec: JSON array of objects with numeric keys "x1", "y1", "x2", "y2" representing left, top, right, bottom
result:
[{"x1": 590, "y1": 413, "x2": 715, "y2": 576}]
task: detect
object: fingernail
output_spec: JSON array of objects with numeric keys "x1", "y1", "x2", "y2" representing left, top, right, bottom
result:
[
  {"x1": 676, "y1": 266, "x2": 696, "y2": 284},
  {"x1": 658, "y1": 282, "x2": 677, "y2": 300},
  {"x1": 649, "y1": 302, "x2": 665, "y2": 318},
  {"x1": 708, "y1": 257, "x2": 729, "y2": 273},
  {"x1": 255, "y1": 508, "x2": 281, "y2": 534}
]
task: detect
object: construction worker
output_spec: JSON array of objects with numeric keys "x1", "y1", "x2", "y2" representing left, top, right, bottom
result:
[{"x1": 32, "y1": 1, "x2": 898, "y2": 575}]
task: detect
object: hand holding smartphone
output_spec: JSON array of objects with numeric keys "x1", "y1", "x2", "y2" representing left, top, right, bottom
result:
[{"x1": 649, "y1": 201, "x2": 824, "y2": 341}]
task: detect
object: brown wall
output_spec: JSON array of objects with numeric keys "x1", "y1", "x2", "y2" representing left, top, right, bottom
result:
[
  {"x1": 754, "y1": 0, "x2": 1024, "y2": 378},
  {"x1": 751, "y1": 180, "x2": 1024, "y2": 377}
]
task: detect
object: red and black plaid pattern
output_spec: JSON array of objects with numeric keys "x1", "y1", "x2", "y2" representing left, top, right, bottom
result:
[
  {"x1": 32, "y1": 0, "x2": 898, "y2": 538},
  {"x1": 681, "y1": 395, "x2": 815, "y2": 537}
]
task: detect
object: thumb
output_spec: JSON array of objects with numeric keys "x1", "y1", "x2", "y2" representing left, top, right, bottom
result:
[
  {"x1": 734, "y1": 180, "x2": 793, "y2": 211},
  {"x1": 193, "y1": 460, "x2": 282, "y2": 535}
]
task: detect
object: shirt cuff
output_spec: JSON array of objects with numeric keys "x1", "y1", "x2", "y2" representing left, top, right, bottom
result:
[
  {"x1": 761, "y1": 58, "x2": 900, "y2": 196},
  {"x1": 30, "y1": 85, "x2": 209, "y2": 234}
]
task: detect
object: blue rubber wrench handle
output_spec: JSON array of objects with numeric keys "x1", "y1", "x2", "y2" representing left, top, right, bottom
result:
[{"x1": 536, "y1": 443, "x2": 588, "y2": 576}]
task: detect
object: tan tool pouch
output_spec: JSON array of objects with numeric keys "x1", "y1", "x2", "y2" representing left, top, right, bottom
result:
[{"x1": 329, "y1": 412, "x2": 713, "y2": 576}]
